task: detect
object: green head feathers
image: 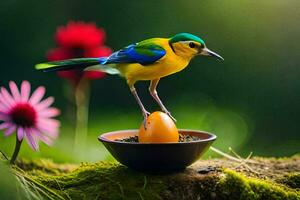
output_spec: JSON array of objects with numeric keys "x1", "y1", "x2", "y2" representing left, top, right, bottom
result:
[{"x1": 170, "y1": 33, "x2": 205, "y2": 46}]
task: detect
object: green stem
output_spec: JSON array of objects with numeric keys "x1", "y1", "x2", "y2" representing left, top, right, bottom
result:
[
  {"x1": 10, "y1": 136, "x2": 22, "y2": 164},
  {"x1": 74, "y1": 78, "x2": 90, "y2": 156}
]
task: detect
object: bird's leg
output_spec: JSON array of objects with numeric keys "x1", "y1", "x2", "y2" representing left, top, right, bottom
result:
[
  {"x1": 149, "y1": 79, "x2": 176, "y2": 122},
  {"x1": 130, "y1": 86, "x2": 150, "y2": 128}
]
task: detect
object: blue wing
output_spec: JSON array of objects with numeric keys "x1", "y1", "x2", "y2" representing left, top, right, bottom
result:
[{"x1": 100, "y1": 40, "x2": 166, "y2": 65}]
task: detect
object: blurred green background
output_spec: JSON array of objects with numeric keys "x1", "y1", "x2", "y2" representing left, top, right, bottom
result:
[{"x1": 0, "y1": 0, "x2": 299, "y2": 165}]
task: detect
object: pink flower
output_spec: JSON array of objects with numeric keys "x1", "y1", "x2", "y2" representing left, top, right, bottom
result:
[{"x1": 0, "y1": 81, "x2": 60, "y2": 151}]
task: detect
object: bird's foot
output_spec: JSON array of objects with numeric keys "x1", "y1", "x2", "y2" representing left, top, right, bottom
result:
[
  {"x1": 163, "y1": 110, "x2": 177, "y2": 122},
  {"x1": 142, "y1": 110, "x2": 150, "y2": 129}
]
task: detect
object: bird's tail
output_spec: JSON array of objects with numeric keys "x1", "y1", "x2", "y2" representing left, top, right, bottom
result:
[{"x1": 35, "y1": 57, "x2": 120, "y2": 75}]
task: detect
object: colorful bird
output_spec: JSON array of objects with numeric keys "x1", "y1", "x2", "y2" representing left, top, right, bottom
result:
[{"x1": 36, "y1": 33, "x2": 223, "y2": 127}]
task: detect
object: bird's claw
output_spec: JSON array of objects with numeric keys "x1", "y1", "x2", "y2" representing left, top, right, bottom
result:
[
  {"x1": 163, "y1": 110, "x2": 177, "y2": 122},
  {"x1": 142, "y1": 111, "x2": 150, "y2": 129}
]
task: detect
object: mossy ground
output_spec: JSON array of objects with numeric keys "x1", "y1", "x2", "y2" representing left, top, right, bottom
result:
[{"x1": 12, "y1": 155, "x2": 300, "y2": 200}]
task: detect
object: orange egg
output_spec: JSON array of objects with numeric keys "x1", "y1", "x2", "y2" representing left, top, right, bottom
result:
[{"x1": 138, "y1": 111, "x2": 179, "y2": 143}]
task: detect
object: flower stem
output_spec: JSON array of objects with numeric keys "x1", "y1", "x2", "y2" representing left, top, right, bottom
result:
[
  {"x1": 10, "y1": 136, "x2": 22, "y2": 164},
  {"x1": 74, "y1": 78, "x2": 90, "y2": 156}
]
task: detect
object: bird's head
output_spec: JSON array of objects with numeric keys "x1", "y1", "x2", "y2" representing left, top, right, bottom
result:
[{"x1": 169, "y1": 33, "x2": 223, "y2": 61}]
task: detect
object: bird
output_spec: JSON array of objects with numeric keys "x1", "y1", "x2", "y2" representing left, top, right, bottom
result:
[{"x1": 36, "y1": 33, "x2": 223, "y2": 128}]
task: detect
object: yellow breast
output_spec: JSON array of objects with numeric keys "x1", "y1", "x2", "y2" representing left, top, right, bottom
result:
[{"x1": 117, "y1": 38, "x2": 190, "y2": 86}]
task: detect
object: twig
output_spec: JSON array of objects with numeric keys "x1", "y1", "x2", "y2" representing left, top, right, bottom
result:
[
  {"x1": 210, "y1": 146, "x2": 261, "y2": 174},
  {"x1": 245, "y1": 151, "x2": 253, "y2": 160},
  {"x1": 229, "y1": 147, "x2": 243, "y2": 160},
  {"x1": 231, "y1": 150, "x2": 260, "y2": 174},
  {"x1": 210, "y1": 146, "x2": 259, "y2": 164},
  {"x1": 229, "y1": 147, "x2": 255, "y2": 164},
  {"x1": 210, "y1": 146, "x2": 241, "y2": 162}
]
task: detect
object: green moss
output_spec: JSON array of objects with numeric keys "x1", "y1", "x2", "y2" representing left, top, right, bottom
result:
[
  {"x1": 14, "y1": 158, "x2": 300, "y2": 200},
  {"x1": 218, "y1": 169, "x2": 300, "y2": 200},
  {"x1": 279, "y1": 173, "x2": 300, "y2": 189},
  {"x1": 25, "y1": 161, "x2": 165, "y2": 200},
  {"x1": 16, "y1": 159, "x2": 77, "y2": 175}
]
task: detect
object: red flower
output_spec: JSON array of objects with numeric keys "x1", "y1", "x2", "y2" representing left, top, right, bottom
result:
[
  {"x1": 55, "y1": 21, "x2": 106, "y2": 49},
  {"x1": 47, "y1": 21, "x2": 112, "y2": 85}
]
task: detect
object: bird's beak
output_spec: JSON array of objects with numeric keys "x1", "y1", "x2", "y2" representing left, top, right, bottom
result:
[{"x1": 199, "y1": 47, "x2": 224, "y2": 61}]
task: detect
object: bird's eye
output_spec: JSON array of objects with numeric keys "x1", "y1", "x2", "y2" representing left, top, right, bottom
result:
[{"x1": 189, "y1": 42, "x2": 196, "y2": 48}]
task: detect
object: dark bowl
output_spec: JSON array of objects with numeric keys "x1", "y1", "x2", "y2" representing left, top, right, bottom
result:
[{"x1": 98, "y1": 129, "x2": 216, "y2": 173}]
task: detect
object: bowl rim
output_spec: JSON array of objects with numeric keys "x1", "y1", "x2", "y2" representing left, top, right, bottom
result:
[{"x1": 98, "y1": 129, "x2": 217, "y2": 145}]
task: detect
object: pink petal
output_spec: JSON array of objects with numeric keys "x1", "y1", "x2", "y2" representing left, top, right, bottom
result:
[
  {"x1": 29, "y1": 86, "x2": 45, "y2": 105},
  {"x1": 0, "y1": 104, "x2": 9, "y2": 113},
  {"x1": 1, "y1": 87, "x2": 15, "y2": 106},
  {"x1": 32, "y1": 128, "x2": 53, "y2": 146},
  {"x1": 4, "y1": 125, "x2": 16, "y2": 136},
  {"x1": 25, "y1": 129, "x2": 39, "y2": 151},
  {"x1": 17, "y1": 127, "x2": 24, "y2": 141},
  {"x1": 38, "y1": 127, "x2": 58, "y2": 139},
  {"x1": 0, "y1": 122, "x2": 11, "y2": 130},
  {"x1": 9, "y1": 81, "x2": 21, "y2": 101},
  {"x1": 35, "y1": 97, "x2": 54, "y2": 111},
  {"x1": 38, "y1": 108, "x2": 60, "y2": 118},
  {"x1": 21, "y1": 81, "x2": 31, "y2": 102},
  {"x1": 37, "y1": 125, "x2": 59, "y2": 139},
  {"x1": 38, "y1": 118, "x2": 60, "y2": 128},
  {"x1": 0, "y1": 113, "x2": 8, "y2": 120},
  {"x1": 0, "y1": 93, "x2": 12, "y2": 109}
]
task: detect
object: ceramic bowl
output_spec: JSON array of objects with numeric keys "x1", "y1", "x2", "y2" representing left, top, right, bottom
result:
[{"x1": 98, "y1": 129, "x2": 216, "y2": 173}]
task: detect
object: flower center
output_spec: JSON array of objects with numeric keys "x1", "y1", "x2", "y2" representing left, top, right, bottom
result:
[
  {"x1": 10, "y1": 103, "x2": 37, "y2": 127},
  {"x1": 71, "y1": 47, "x2": 85, "y2": 58}
]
